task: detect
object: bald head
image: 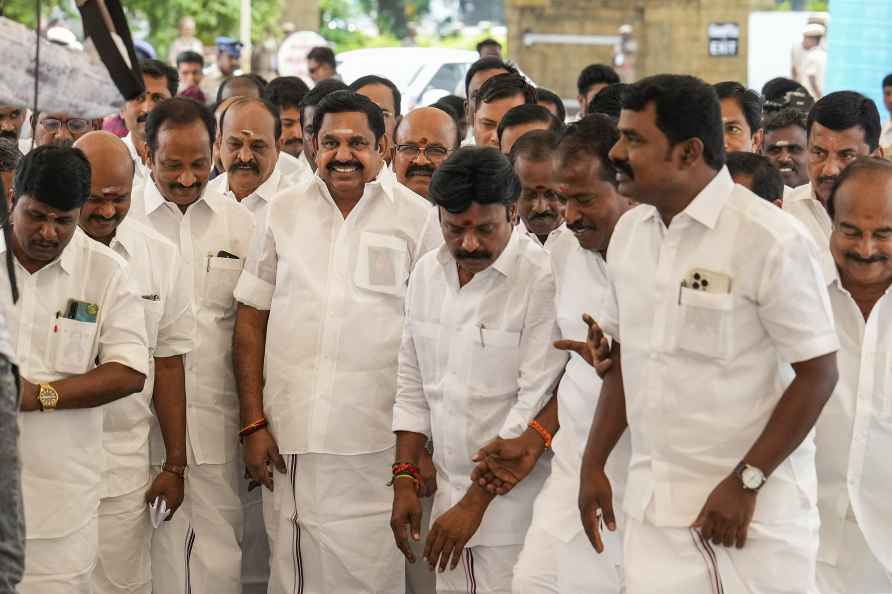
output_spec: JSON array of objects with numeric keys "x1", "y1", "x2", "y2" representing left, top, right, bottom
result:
[
  {"x1": 74, "y1": 131, "x2": 135, "y2": 244},
  {"x1": 393, "y1": 107, "x2": 458, "y2": 199}
]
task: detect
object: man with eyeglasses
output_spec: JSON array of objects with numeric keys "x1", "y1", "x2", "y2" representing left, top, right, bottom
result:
[
  {"x1": 393, "y1": 106, "x2": 458, "y2": 201},
  {"x1": 30, "y1": 112, "x2": 99, "y2": 150},
  {"x1": 509, "y1": 129, "x2": 574, "y2": 251}
]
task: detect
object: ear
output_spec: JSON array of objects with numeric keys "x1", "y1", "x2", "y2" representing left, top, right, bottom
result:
[
  {"x1": 752, "y1": 129, "x2": 764, "y2": 152},
  {"x1": 376, "y1": 134, "x2": 390, "y2": 159},
  {"x1": 275, "y1": 135, "x2": 284, "y2": 152},
  {"x1": 6, "y1": 187, "x2": 13, "y2": 214},
  {"x1": 678, "y1": 138, "x2": 705, "y2": 169},
  {"x1": 577, "y1": 95, "x2": 586, "y2": 113},
  {"x1": 872, "y1": 145, "x2": 885, "y2": 158},
  {"x1": 507, "y1": 202, "x2": 518, "y2": 223},
  {"x1": 773, "y1": 198, "x2": 784, "y2": 208}
]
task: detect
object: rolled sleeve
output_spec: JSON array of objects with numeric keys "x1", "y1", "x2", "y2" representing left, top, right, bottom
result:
[
  {"x1": 758, "y1": 232, "x2": 839, "y2": 364},
  {"x1": 234, "y1": 270, "x2": 275, "y2": 311},
  {"x1": 498, "y1": 268, "x2": 567, "y2": 439},
  {"x1": 235, "y1": 211, "x2": 278, "y2": 310},
  {"x1": 99, "y1": 269, "x2": 150, "y2": 376},
  {"x1": 393, "y1": 284, "x2": 432, "y2": 438},
  {"x1": 155, "y1": 251, "x2": 195, "y2": 358}
]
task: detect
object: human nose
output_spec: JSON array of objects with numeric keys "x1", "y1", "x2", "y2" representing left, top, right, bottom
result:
[{"x1": 460, "y1": 231, "x2": 480, "y2": 253}]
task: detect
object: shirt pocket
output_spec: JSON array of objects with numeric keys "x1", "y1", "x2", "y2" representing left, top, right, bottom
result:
[
  {"x1": 354, "y1": 231, "x2": 410, "y2": 299},
  {"x1": 675, "y1": 287, "x2": 734, "y2": 361},
  {"x1": 203, "y1": 256, "x2": 244, "y2": 311},
  {"x1": 141, "y1": 299, "x2": 164, "y2": 352},
  {"x1": 53, "y1": 317, "x2": 99, "y2": 375},
  {"x1": 881, "y1": 351, "x2": 892, "y2": 421},
  {"x1": 467, "y1": 326, "x2": 521, "y2": 396}
]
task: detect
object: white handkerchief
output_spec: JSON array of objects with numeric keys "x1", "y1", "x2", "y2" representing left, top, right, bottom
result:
[{"x1": 149, "y1": 496, "x2": 170, "y2": 529}]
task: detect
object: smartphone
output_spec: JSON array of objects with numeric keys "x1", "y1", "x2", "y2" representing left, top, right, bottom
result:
[
  {"x1": 65, "y1": 299, "x2": 99, "y2": 323},
  {"x1": 681, "y1": 268, "x2": 732, "y2": 294}
]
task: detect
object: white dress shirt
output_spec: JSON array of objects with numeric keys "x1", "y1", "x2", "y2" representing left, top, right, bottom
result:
[
  {"x1": 102, "y1": 217, "x2": 195, "y2": 496},
  {"x1": 784, "y1": 182, "x2": 835, "y2": 281},
  {"x1": 392, "y1": 230, "x2": 566, "y2": 547},
  {"x1": 131, "y1": 179, "x2": 255, "y2": 465},
  {"x1": 0, "y1": 229, "x2": 148, "y2": 539},
  {"x1": 278, "y1": 150, "x2": 313, "y2": 182},
  {"x1": 599, "y1": 167, "x2": 839, "y2": 527},
  {"x1": 820, "y1": 278, "x2": 892, "y2": 573},
  {"x1": 518, "y1": 220, "x2": 575, "y2": 253},
  {"x1": 539, "y1": 241, "x2": 631, "y2": 543},
  {"x1": 234, "y1": 172, "x2": 440, "y2": 455},
  {"x1": 207, "y1": 153, "x2": 301, "y2": 231}
]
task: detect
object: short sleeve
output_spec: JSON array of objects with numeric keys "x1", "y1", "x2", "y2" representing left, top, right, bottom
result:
[
  {"x1": 155, "y1": 246, "x2": 195, "y2": 358},
  {"x1": 234, "y1": 214, "x2": 278, "y2": 310},
  {"x1": 98, "y1": 266, "x2": 150, "y2": 376}
]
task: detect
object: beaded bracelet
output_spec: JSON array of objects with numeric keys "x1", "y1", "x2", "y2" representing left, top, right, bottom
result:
[{"x1": 529, "y1": 420, "x2": 553, "y2": 449}]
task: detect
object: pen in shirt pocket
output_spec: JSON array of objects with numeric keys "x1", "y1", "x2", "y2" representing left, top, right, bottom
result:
[{"x1": 478, "y1": 323, "x2": 485, "y2": 348}]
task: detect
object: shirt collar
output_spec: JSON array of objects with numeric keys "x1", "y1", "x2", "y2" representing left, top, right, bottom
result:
[
  {"x1": 221, "y1": 166, "x2": 282, "y2": 204},
  {"x1": 436, "y1": 226, "x2": 521, "y2": 279},
  {"x1": 642, "y1": 166, "x2": 734, "y2": 229},
  {"x1": 145, "y1": 175, "x2": 220, "y2": 216},
  {"x1": 108, "y1": 217, "x2": 137, "y2": 259},
  {"x1": 0, "y1": 226, "x2": 79, "y2": 275},
  {"x1": 786, "y1": 182, "x2": 817, "y2": 204}
]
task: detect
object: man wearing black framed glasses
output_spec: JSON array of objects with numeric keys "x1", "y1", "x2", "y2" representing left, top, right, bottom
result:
[
  {"x1": 30, "y1": 112, "x2": 100, "y2": 149},
  {"x1": 393, "y1": 106, "x2": 458, "y2": 201}
]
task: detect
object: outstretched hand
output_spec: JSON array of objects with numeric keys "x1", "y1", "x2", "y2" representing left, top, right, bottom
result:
[{"x1": 554, "y1": 314, "x2": 612, "y2": 378}]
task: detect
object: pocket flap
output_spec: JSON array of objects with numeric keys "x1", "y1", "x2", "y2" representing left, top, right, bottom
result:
[{"x1": 679, "y1": 287, "x2": 733, "y2": 311}]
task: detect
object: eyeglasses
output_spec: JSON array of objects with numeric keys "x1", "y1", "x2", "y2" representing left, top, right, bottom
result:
[
  {"x1": 395, "y1": 144, "x2": 451, "y2": 161},
  {"x1": 40, "y1": 118, "x2": 90, "y2": 135}
]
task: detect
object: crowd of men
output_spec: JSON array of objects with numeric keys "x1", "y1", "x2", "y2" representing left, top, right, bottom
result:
[{"x1": 0, "y1": 36, "x2": 891, "y2": 594}]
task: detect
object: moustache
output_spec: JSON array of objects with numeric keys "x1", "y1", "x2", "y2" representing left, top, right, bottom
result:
[
  {"x1": 137, "y1": 113, "x2": 148, "y2": 124},
  {"x1": 818, "y1": 175, "x2": 837, "y2": 187},
  {"x1": 613, "y1": 159, "x2": 634, "y2": 179},
  {"x1": 170, "y1": 182, "x2": 202, "y2": 192},
  {"x1": 50, "y1": 138, "x2": 74, "y2": 148},
  {"x1": 0, "y1": 130, "x2": 16, "y2": 140},
  {"x1": 406, "y1": 164, "x2": 436, "y2": 178},
  {"x1": 284, "y1": 137, "x2": 301, "y2": 145},
  {"x1": 454, "y1": 250, "x2": 492, "y2": 261},
  {"x1": 327, "y1": 160, "x2": 363, "y2": 172},
  {"x1": 31, "y1": 239, "x2": 58, "y2": 250},
  {"x1": 845, "y1": 252, "x2": 889, "y2": 264},
  {"x1": 90, "y1": 215, "x2": 118, "y2": 223},
  {"x1": 567, "y1": 221, "x2": 593, "y2": 233},
  {"x1": 229, "y1": 160, "x2": 260, "y2": 175},
  {"x1": 529, "y1": 210, "x2": 556, "y2": 221}
]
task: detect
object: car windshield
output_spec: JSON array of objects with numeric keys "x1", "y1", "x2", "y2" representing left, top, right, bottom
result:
[{"x1": 337, "y1": 58, "x2": 425, "y2": 89}]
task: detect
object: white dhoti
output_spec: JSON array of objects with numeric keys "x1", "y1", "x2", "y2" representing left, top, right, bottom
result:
[
  {"x1": 94, "y1": 484, "x2": 152, "y2": 594},
  {"x1": 816, "y1": 517, "x2": 892, "y2": 594},
  {"x1": 263, "y1": 449, "x2": 405, "y2": 594},
  {"x1": 624, "y1": 512, "x2": 820, "y2": 594},
  {"x1": 150, "y1": 459, "x2": 243, "y2": 594},
  {"x1": 436, "y1": 545, "x2": 521, "y2": 594},
  {"x1": 20, "y1": 516, "x2": 98, "y2": 594}
]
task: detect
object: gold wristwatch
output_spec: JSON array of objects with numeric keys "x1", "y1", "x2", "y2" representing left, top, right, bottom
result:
[{"x1": 38, "y1": 383, "x2": 60, "y2": 411}]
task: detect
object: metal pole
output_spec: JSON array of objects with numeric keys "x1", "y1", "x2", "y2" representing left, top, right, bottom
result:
[{"x1": 240, "y1": 0, "x2": 252, "y2": 73}]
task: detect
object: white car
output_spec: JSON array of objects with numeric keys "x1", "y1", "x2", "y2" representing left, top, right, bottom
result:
[{"x1": 336, "y1": 47, "x2": 480, "y2": 114}]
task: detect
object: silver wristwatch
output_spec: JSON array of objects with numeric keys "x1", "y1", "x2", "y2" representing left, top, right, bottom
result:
[{"x1": 734, "y1": 462, "x2": 766, "y2": 491}]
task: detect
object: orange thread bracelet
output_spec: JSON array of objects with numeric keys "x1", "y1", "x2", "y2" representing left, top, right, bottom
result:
[
  {"x1": 239, "y1": 418, "x2": 268, "y2": 442},
  {"x1": 529, "y1": 420, "x2": 553, "y2": 449}
]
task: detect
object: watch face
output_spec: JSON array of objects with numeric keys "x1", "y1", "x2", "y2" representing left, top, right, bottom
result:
[{"x1": 742, "y1": 467, "x2": 763, "y2": 489}]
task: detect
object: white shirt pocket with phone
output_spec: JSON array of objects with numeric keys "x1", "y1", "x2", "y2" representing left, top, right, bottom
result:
[
  {"x1": 204, "y1": 256, "x2": 243, "y2": 310},
  {"x1": 676, "y1": 287, "x2": 734, "y2": 361},
  {"x1": 53, "y1": 317, "x2": 99, "y2": 375},
  {"x1": 354, "y1": 231, "x2": 410, "y2": 299}
]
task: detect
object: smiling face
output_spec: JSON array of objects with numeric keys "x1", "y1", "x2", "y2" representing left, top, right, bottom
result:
[
  {"x1": 556, "y1": 153, "x2": 628, "y2": 253},
  {"x1": 315, "y1": 111, "x2": 384, "y2": 201},
  {"x1": 147, "y1": 120, "x2": 212, "y2": 208},
  {"x1": 440, "y1": 201, "x2": 516, "y2": 278},
  {"x1": 217, "y1": 102, "x2": 280, "y2": 200},
  {"x1": 279, "y1": 106, "x2": 303, "y2": 158},
  {"x1": 514, "y1": 156, "x2": 562, "y2": 237},
  {"x1": 831, "y1": 169, "x2": 892, "y2": 290},
  {"x1": 762, "y1": 124, "x2": 809, "y2": 189},
  {"x1": 75, "y1": 134, "x2": 134, "y2": 244},
  {"x1": 807, "y1": 122, "x2": 874, "y2": 205}
]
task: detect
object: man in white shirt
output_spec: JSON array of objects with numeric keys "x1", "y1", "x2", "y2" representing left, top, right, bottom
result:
[
  {"x1": 579, "y1": 74, "x2": 839, "y2": 594},
  {"x1": 509, "y1": 130, "x2": 573, "y2": 251},
  {"x1": 74, "y1": 131, "x2": 195, "y2": 594},
  {"x1": 120, "y1": 59, "x2": 178, "y2": 195},
  {"x1": 133, "y1": 97, "x2": 255, "y2": 594},
  {"x1": 233, "y1": 90, "x2": 439, "y2": 594},
  {"x1": 800, "y1": 24, "x2": 827, "y2": 99},
  {"x1": 785, "y1": 91, "x2": 883, "y2": 281},
  {"x1": 209, "y1": 97, "x2": 299, "y2": 228},
  {"x1": 0, "y1": 145, "x2": 149, "y2": 593},
  {"x1": 761, "y1": 108, "x2": 810, "y2": 191},
  {"x1": 391, "y1": 146, "x2": 566, "y2": 594},
  {"x1": 814, "y1": 157, "x2": 892, "y2": 593}
]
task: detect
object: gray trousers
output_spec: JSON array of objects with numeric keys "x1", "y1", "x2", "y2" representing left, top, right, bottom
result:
[{"x1": 0, "y1": 356, "x2": 23, "y2": 594}]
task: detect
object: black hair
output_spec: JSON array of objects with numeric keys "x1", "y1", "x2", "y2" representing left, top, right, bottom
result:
[
  {"x1": 430, "y1": 102, "x2": 463, "y2": 147},
  {"x1": 476, "y1": 38, "x2": 502, "y2": 53},
  {"x1": 714, "y1": 81, "x2": 763, "y2": 133},
  {"x1": 577, "y1": 64, "x2": 620, "y2": 97},
  {"x1": 299, "y1": 79, "x2": 350, "y2": 129},
  {"x1": 508, "y1": 129, "x2": 557, "y2": 163},
  {"x1": 145, "y1": 97, "x2": 216, "y2": 155},
  {"x1": 623, "y1": 74, "x2": 726, "y2": 171},
  {"x1": 219, "y1": 97, "x2": 283, "y2": 144},
  {"x1": 464, "y1": 57, "x2": 517, "y2": 98},
  {"x1": 140, "y1": 58, "x2": 179, "y2": 98},
  {"x1": 761, "y1": 77, "x2": 807, "y2": 102},
  {"x1": 176, "y1": 50, "x2": 204, "y2": 68},
  {"x1": 307, "y1": 46, "x2": 336, "y2": 68},
  {"x1": 807, "y1": 91, "x2": 881, "y2": 152},
  {"x1": 555, "y1": 114, "x2": 620, "y2": 185},
  {"x1": 762, "y1": 107, "x2": 808, "y2": 134},
  {"x1": 13, "y1": 145, "x2": 91, "y2": 209},
  {"x1": 586, "y1": 83, "x2": 627, "y2": 120},
  {"x1": 349, "y1": 75, "x2": 403, "y2": 118},
  {"x1": 263, "y1": 76, "x2": 310, "y2": 111},
  {"x1": 534, "y1": 87, "x2": 566, "y2": 124},
  {"x1": 429, "y1": 146, "x2": 521, "y2": 214},
  {"x1": 311, "y1": 90, "x2": 386, "y2": 142},
  {"x1": 0, "y1": 137, "x2": 22, "y2": 172},
  {"x1": 216, "y1": 74, "x2": 266, "y2": 105},
  {"x1": 726, "y1": 151, "x2": 784, "y2": 203},
  {"x1": 437, "y1": 95, "x2": 466, "y2": 120},
  {"x1": 884, "y1": 74, "x2": 892, "y2": 90},
  {"x1": 478, "y1": 73, "x2": 536, "y2": 106},
  {"x1": 827, "y1": 156, "x2": 892, "y2": 219},
  {"x1": 497, "y1": 104, "x2": 562, "y2": 146}
]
